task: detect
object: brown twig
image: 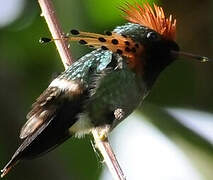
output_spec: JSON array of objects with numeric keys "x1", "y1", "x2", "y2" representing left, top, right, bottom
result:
[
  {"x1": 37, "y1": 0, "x2": 126, "y2": 180},
  {"x1": 92, "y1": 131, "x2": 126, "y2": 180},
  {"x1": 38, "y1": 0, "x2": 73, "y2": 68}
]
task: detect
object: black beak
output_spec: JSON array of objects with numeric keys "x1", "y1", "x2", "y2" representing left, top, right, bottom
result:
[{"x1": 171, "y1": 50, "x2": 211, "y2": 62}]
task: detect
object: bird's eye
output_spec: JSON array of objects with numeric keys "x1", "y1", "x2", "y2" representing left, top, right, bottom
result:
[{"x1": 146, "y1": 32, "x2": 159, "y2": 41}]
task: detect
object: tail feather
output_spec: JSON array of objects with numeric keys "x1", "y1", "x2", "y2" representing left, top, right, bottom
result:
[
  {"x1": 1, "y1": 157, "x2": 20, "y2": 178},
  {"x1": 0, "y1": 119, "x2": 52, "y2": 178},
  {"x1": 1, "y1": 81, "x2": 85, "y2": 177}
]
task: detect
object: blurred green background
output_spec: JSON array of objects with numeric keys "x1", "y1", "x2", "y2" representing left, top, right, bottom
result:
[{"x1": 1, "y1": 0, "x2": 213, "y2": 179}]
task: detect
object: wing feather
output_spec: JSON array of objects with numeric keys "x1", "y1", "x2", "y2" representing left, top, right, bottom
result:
[{"x1": 20, "y1": 87, "x2": 62, "y2": 139}]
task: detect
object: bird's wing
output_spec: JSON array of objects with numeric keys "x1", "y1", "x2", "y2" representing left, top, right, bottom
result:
[
  {"x1": 20, "y1": 86, "x2": 62, "y2": 139},
  {"x1": 20, "y1": 49, "x2": 115, "y2": 140}
]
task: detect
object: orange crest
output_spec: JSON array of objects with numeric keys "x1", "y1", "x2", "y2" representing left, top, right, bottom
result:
[{"x1": 121, "y1": 2, "x2": 176, "y2": 40}]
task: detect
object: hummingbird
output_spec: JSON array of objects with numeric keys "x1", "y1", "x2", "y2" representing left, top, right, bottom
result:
[{"x1": 1, "y1": 2, "x2": 211, "y2": 177}]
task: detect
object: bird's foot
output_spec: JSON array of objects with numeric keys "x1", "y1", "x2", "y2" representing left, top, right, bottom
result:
[{"x1": 95, "y1": 125, "x2": 111, "y2": 141}]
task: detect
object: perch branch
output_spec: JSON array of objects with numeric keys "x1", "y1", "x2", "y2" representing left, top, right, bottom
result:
[
  {"x1": 92, "y1": 131, "x2": 126, "y2": 180},
  {"x1": 38, "y1": 0, "x2": 73, "y2": 68},
  {"x1": 37, "y1": 0, "x2": 126, "y2": 180}
]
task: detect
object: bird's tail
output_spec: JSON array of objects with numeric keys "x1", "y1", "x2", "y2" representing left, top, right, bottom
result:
[{"x1": 1, "y1": 155, "x2": 20, "y2": 178}]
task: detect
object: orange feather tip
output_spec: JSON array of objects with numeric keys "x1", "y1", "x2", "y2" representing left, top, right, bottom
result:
[
  {"x1": 69, "y1": 30, "x2": 144, "y2": 59},
  {"x1": 120, "y1": 2, "x2": 176, "y2": 41}
]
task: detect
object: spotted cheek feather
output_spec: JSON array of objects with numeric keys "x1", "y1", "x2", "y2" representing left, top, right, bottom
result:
[{"x1": 68, "y1": 30, "x2": 144, "y2": 72}]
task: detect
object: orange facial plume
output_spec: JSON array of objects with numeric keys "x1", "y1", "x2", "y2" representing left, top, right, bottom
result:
[{"x1": 121, "y1": 2, "x2": 177, "y2": 41}]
